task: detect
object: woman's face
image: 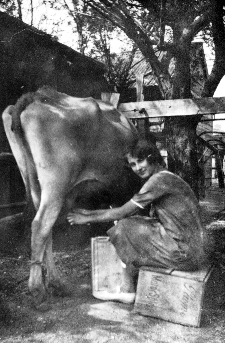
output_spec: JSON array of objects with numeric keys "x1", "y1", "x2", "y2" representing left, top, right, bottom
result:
[{"x1": 126, "y1": 154, "x2": 156, "y2": 180}]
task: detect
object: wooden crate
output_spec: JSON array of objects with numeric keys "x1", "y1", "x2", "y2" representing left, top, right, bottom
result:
[
  {"x1": 134, "y1": 265, "x2": 214, "y2": 327},
  {"x1": 91, "y1": 236, "x2": 124, "y2": 294}
]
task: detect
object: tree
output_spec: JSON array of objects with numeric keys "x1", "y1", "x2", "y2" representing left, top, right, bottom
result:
[
  {"x1": 86, "y1": 0, "x2": 225, "y2": 197},
  {"x1": 202, "y1": 1, "x2": 225, "y2": 97},
  {"x1": 60, "y1": 1, "x2": 138, "y2": 98},
  {"x1": 104, "y1": 48, "x2": 137, "y2": 95},
  {"x1": 2, "y1": 0, "x2": 225, "y2": 197},
  {"x1": 61, "y1": 0, "x2": 89, "y2": 54},
  {"x1": 0, "y1": 0, "x2": 20, "y2": 15}
]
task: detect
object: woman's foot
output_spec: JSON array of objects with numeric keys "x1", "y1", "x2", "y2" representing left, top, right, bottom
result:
[{"x1": 93, "y1": 288, "x2": 135, "y2": 304}]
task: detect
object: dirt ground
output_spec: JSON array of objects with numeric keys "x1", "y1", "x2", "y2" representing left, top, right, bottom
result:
[{"x1": 1, "y1": 186, "x2": 225, "y2": 343}]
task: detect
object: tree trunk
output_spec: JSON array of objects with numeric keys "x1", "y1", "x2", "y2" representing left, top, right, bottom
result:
[
  {"x1": 164, "y1": 43, "x2": 200, "y2": 198},
  {"x1": 16, "y1": 0, "x2": 23, "y2": 20},
  {"x1": 172, "y1": 47, "x2": 192, "y2": 99},
  {"x1": 202, "y1": 0, "x2": 225, "y2": 97},
  {"x1": 165, "y1": 116, "x2": 199, "y2": 197}
]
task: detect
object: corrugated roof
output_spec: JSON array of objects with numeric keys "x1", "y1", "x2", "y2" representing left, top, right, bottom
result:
[{"x1": 125, "y1": 42, "x2": 208, "y2": 96}]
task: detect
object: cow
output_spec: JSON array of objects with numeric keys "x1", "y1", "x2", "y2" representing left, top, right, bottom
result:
[{"x1": 2, "y1": 86, "x2": 140, "y2": 308}]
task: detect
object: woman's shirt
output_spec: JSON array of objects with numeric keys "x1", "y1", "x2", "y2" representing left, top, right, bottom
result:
[{"x1": 131, "y1": 170, "x2": 205, "y2": 260}]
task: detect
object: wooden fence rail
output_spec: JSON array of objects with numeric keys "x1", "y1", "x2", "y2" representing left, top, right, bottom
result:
[{"x1": 118, "y1": 97, "x2": 225, "y2": 119}]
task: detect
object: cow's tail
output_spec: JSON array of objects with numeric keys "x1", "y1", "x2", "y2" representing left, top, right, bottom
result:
[{"x1": 10, "y1": 92, "x2": 36, "y2": 133}]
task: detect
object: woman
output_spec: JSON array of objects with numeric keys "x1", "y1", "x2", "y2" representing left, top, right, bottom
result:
[{"x1": 67, "y1": 140, "x2": 206, "y2": 304}]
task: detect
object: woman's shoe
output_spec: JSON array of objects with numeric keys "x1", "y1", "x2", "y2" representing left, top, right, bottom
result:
[{"x1": 93, "y1": 289, "x2": 135, "y2": 304}]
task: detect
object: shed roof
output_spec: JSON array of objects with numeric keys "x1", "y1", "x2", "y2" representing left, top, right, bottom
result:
[{"x1": 0, "y1": 11, "x2": 106, "y2": 73}]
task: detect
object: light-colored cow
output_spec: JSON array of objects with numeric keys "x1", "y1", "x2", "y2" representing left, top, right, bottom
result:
[{"x1": 2, "y1": 86, "x2": 139, "y2": 308}]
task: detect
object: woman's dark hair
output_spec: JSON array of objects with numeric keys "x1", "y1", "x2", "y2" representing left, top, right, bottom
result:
[{"x1": 127, "y1": 140, "x2": 164, "y2": 165}]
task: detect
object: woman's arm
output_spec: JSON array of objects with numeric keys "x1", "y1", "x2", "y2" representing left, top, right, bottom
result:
[{"x1": 67, "y1": 200, "x2": 138, "y2": 225}]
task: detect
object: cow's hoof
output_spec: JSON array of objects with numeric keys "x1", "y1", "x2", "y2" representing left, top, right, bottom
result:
[
  {"x1": 32, "y1": 299, "x2": 52, "y2": 312},
  {"x1": 29, "y1": 287, "x2": 49, "y2": 311},
  {"x1": 30, "y1": 291, "x2": 51, "y2": 312},
  {"x1": 47, "y1": 280, "x2": 73, "y2": 298}
]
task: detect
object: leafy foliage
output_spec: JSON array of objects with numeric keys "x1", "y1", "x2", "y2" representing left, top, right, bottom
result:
[
  {"x1": 1, "y1": 0, "x2": 225, "y2": 194},
  {"x1": 0, "y1": 0, "x2": 17, "y2": 14},
  {"x1": 104, "y1": 48, "x2": 137, "y2": 93}
]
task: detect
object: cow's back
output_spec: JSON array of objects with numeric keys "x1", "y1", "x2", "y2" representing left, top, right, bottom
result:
[{"x1": 7, "y1": 87, "x2": 140, "y2": 208}]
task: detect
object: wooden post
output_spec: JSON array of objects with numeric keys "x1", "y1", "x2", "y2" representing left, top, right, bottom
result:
[
  {"x1": 101, "y1": 92, "x2": 120, "y2": 108},
  {"x1": 136, "y1": 74, "x2": 144, "y2": 102},
  {"x1": 215, "y1": 152, "x2": 225, "y2": 188},
  {"x1": 136, "y1": 73, "x2": 149, "y2": 139}
]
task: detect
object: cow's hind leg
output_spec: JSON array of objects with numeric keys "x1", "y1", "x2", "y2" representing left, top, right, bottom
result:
[
  {"x1": 28, "y1": 196, "x2": 63, "y2": 308},
  {"x1": 44, "y1": 232, "x2": 73, "y2": 297}
]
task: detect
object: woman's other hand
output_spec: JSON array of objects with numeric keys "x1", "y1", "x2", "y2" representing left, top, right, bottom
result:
[{"x1": 67, "y1": 209, "x2": 92, "y2": 225}]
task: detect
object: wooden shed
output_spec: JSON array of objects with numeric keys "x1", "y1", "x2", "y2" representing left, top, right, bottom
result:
[
  {"x1": 0, "y1": 11, "x2": 109, "y2": 217},
  {"x1": 0, "y1": 11, "x2": 109, "y2": 153}
]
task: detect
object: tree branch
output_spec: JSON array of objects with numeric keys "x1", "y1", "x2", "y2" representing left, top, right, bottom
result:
[
  {"x1": 30, "y1": 0, "x2": 33, "y2": 26},
  {"x1": 182, "y1": 11, "x2": 211, "y2": 44},
  {"x1": 63, "y1": 0, "x2": 78, "y2": 23},
  {"x1": 202, "y1": 0, "x2": 225, "y2": 97},
  {"x1": 88, "y1": 0, "x2": 172, "y2": 98},
  {"x1": 88, "y1": 2, "x2": 126, "y2": 31},
  {"x1": 16, "y1": 0, "x2": 23, "y2": 20}
]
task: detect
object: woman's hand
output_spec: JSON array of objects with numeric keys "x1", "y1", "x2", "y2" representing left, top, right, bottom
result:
[
  {"x1": 67, "y1": 202, "x2": 132, "y2": 225},
  {"x1": 67, "y1": 209, "x2": 93, "y2": 225}
]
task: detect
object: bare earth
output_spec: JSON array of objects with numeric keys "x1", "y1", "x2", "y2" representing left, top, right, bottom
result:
[{"x1": 1, "y1": 187, "x2": 225, "y2": 343}]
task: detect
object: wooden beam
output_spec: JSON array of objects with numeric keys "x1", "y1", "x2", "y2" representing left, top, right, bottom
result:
[
  {"x1": 118, "y1": 97, "x2": 225, "y2": 119},
  {"x1": 136, "y1": 73, "x2": 144, "y2": 102}
]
